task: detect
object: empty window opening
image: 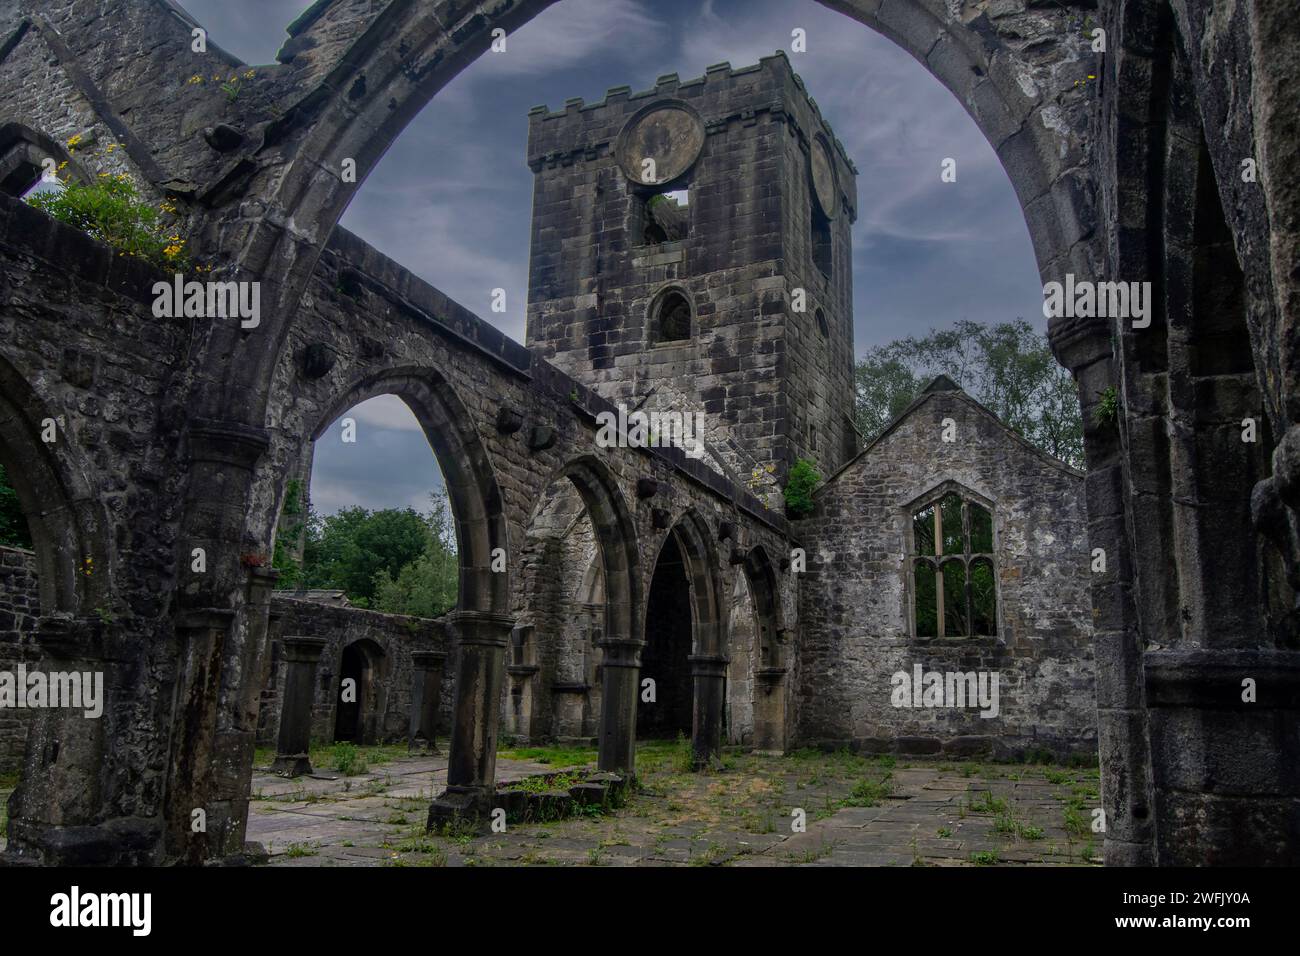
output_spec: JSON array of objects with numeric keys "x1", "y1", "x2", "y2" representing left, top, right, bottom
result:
[
  {"x1": 652, "y1": 289, "x2": 692, "y2": 344},
  {"x1": 811, "y1": 209, "x2": 833, "y2": 277},
  {"x1": 639, "y1": 188, "x2": 689, "y2": 245},
  {"x1": 815, "y1": 307, "x2": 829, "y2": 338},
  {"x1": 912, "y1": 492, "x2": 996, "y2": 638}
]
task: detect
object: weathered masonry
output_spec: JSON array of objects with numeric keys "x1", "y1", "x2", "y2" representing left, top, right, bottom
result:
[
  {"x1": 0, "y1": 0, "x2": 1295, "y2": 868},
  {"x1": 798, "y1": 378, "x2": 1096, "y2": 760}
]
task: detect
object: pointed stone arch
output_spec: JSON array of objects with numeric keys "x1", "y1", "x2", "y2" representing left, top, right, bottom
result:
[
  {"x1": 742, "y1": 544, "x2": 788, "y2": 752},
  {"x1": 552, "y1": 455, "x2": 642, "y2": 774}
]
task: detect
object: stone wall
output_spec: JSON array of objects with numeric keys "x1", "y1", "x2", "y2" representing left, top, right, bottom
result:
[
  {"x1": 0, "y1": 546, "x2": 40, "y2": 772},
  {"x1": 795, "y1": 384, "x2": 1096, "y2": 760},
  {"x1": 260, "y1": 596, "x2": 450, "y2": 750},
  {"x1": 523, "y1": 55, "x2": 858, "y2": 481}
]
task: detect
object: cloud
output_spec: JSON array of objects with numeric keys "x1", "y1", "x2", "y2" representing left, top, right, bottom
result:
[
  {"x1": 181, "y1": 0, "x2": 1046, "y2": 511},
  {"x1": 469, "y1": 0, "x2": 664, "y2": 81}
]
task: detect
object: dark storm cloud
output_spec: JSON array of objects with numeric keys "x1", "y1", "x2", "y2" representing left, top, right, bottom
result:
[{"x1": 178, "y1": 0, "x2": 1045, "y2": 511}]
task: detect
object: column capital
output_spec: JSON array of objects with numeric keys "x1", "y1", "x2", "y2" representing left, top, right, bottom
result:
[
  {"x1": 689, "y1": 653, "x2": 729, "y2": 678},
  {"x1": 448, "y1": 610, "x2": 516, "y2": 647},
  {"x1": 281, "y1": 635, "x2": 328, "y2": 663},
  {"x1": 596, "y1": 636, "x2": 644, "y2": 669},
  {"x1": 187, "y1": 418, "x2": 271, "y2": 469},
  {"x1": 411, "y1": 649, "x2": 448, "y2": 669}
]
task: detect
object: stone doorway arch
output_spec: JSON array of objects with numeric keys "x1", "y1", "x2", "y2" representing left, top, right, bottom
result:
[
  {"x1": 640, "y1": 510, "x2": 726, "y2": 767},
  {"x1": 332, "y1": 638, "x2": 387, "y2": 745}
]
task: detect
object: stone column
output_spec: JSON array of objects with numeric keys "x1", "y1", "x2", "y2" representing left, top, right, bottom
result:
[
  {"x1": 164, "y1": 607, "x2": 235, "y2": 863},
  {"x1": 596, "y1": 634, "x2": 642, "y2": 774},
  {"x1": 1051, "y1": 312, "x2": 1156, "y2": 865},
  {"x1": 408, "y1": 649, "x2": 447, "y2": 753},
  {"x1": 270, "y1": 636, "x2": 327, "y2": 777},
  {"x1": 689, "y1": 653, "x2": 728, "y2": 768},
  {"x1": 207, "y1": 565, "x2": 278, "y2": 861},
  {"x1": 5, "y1": 615, "x2": 161, "y2": 865},
  {"x1": 753, "y1": 666, "x2": 787, "y2": 753},
  {"x1": 427, "y1": 610, "x2": 513, "y2": 824}
]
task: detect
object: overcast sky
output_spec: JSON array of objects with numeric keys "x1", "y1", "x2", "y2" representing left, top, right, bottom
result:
[{"x1": 180, "y1": 0, "x2": 1043, "y2": 514}]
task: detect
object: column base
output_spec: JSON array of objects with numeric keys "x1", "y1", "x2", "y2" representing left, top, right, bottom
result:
[
  {"x1": 270, "y1": 754, "x2": 313, "y2": 777},
  {"x1": 1, "y1": 816, "x2": 163, "y2": 866},
  {"x1": 426, "y1": 787, "x2": 493, "y2": 831}
]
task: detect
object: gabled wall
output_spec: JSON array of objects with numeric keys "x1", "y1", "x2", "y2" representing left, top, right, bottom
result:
[{"x1": 794, "y1": 387, "x2": 1095, "y2": 759}]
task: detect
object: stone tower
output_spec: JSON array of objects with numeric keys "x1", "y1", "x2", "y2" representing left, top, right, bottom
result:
[{"x1": 524, "y1": 53, "x2": 859, "y2": 480}]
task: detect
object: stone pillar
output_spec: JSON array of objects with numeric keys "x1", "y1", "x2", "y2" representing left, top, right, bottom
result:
[
  {"x1": 408, "y1": 649, "x2": 447, "y2": 753},
  {"x1": 164, "y1": 607, "x2": 235, "y2": 863},
  {"x1": 165, "y1": 417, "x2": 271, "y2": 863},
  {"x1": 4, "y1": 615, "x2": 163, "y2": 865},
  {"x1": 596, "y1": 634, "x2": 642, "y2": 775},
  {"x1": 270, "y1": 636, "x2": 327, "y2": 777},
  {"x1": 753, "y1": 666, "x2": 787, "y2": 753},
  {"x1": 206, "y1": 565, "x2": 279, "y2": 861},
  {"x1": 427, "y1": 610, "x2": 513, "y2": 824},
  {"x1": 689, "y1": 653, "x2": 728, "y2": 768},
  {"x1": 1051, "y1": 312, "x2": 1156, "y2": 865}
]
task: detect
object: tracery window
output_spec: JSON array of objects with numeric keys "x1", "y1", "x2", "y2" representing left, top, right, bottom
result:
[{"x1": 911, "y1": 490, "x2": 996, "y2": 637}]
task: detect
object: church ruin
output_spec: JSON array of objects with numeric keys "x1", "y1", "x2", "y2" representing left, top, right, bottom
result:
[{"x1": 0, "y1": 0, "x2": 1295, "y2": 868}]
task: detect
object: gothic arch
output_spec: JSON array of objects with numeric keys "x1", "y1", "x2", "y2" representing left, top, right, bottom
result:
[
  {"x1": 305, "y1": 368, "x2": 509, "y2": 615},
  {"x1": 0, "y1": 355, "x2": 110, "y2": 614},
  {"x1": 551, "y1": 455, "x2": 643, "y2": 771},
  {"x1": 0, "y1": 122, "x2": 90, "y2": 196},
  {"x1": 215, "y1": 0, "x2": 1093, "y2": 422}
]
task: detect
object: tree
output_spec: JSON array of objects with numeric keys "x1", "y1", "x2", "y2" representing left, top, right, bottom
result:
[
  {"x1": 301, "y1": 506, "x2": 432, "y2": 606},
  {"x1": 372, "y1": 492, "x2": 459, "y2": 618},
  {"x1": 853, "y1": 319, "x2": 1084, "y2": 469}
]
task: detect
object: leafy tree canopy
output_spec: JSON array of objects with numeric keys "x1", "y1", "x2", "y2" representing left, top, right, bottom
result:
[
  {"x1": 275, "y1": 491, "x2": 458, "y2": 619},
  {"x1": 853, "y1": 319, "x2": 1083, "y2": 469}
]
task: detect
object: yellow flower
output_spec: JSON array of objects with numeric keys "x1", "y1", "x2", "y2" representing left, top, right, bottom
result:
[
  {"x1": 243, "y1": 69, "x2": 255, "y2": 79},
  {"x1": 57, "y1": 161, "x2": 67, "y2": 170},
  {"x1": 66, "y1": 133, "x2": 83, "y2": 149},
  {"x1": 188, "y1": 74, "x2": 204, "y2": 85}
]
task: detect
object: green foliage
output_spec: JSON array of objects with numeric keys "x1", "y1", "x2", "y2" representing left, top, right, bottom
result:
[
  {"x1": 274, "y1": 488, "x2": 458, "y2": 617},
  {"x1": 783, "y1": 458, "x2": 821, "y2": 518},
  {"x1": 0, "y1": 465, "x2": 31, "y2": 549},
  {"x1": 853, "y1": 319, "x2": 1084, "y2": 469},
  {"x1": 841, "y1": 773, "x2": 894, "y2": 808},
  {"x1": 27, "y1": 172, "x2": 192, "y2": 270},
  {"x1": 330, "y1": 742, "x2": 368, "y2": 776},
  {"x1": 1095, "y1": 385, "x2": 1120, "y2": 426}
]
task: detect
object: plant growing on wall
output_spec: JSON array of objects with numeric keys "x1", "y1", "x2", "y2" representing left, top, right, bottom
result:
[
  {"x1": 1094, "y1": 386, "x2": 1120, "y2": 427},
  {"x1": 26, "y1": 136, "x2": 195, "y2": 270},
  {"x1": 783, "y1": 458, "x2": 821, "y2": 519}
]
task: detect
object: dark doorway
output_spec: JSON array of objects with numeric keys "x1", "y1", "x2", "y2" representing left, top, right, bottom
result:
[
  {"x1": 333, "y1": 642, "x2": 370, "y2": 743},
  {"x1": 638, "y1": 533, "x2": 694, "y2": 739}
]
